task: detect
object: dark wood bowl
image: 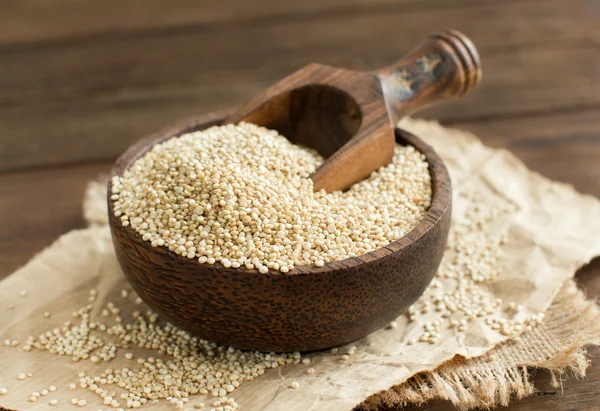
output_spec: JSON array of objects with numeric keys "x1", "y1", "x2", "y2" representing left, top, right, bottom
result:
[{"x1": 108, "y1": 111, "x2": 452, "y2": 352}]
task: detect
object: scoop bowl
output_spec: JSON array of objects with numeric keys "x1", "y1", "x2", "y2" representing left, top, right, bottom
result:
[{"x1": 108, "y1": 111, "x2": 451, "y2": 352}]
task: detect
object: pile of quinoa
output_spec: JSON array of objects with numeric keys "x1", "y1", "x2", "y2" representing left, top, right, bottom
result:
[{"x1": 111, "y1": 122, "x2": 431, "y2": 273}]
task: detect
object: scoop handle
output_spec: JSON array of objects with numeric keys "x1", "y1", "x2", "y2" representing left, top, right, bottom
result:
[{"x1": 377, "y1": 30, "x2": 482, "y2": 124}]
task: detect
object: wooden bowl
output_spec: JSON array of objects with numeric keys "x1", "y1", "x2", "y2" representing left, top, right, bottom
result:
[{"x1": 108, "y1": 111, "x2": 451, "y2": 352}]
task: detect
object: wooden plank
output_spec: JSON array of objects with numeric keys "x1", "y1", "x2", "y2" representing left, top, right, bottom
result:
[
  {"x1": 423, "y1": 43, "x2": 600, "y2": 122},
  {"x1": 1, "y1": 44, "x2": 598, "y2": 172},
  {"x1": 452, "y1": 109, "x2": 600, "y2": 197},
  {"x1": 0, "y1": 0, "x2": 430, "y2": 46},
  {"x1": 0, "y1": 0, "x2": 595, "y2": 171},
  {"x1": 0, "y1": 161, "x2": 111, "y2": 278},
  {"x1": 0, "y1": 0, "x2": 560, "y2": 47}
]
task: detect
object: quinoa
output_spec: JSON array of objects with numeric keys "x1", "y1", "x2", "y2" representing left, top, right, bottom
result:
[{"x1": 111, "y1": 122, "x2": 432, "y2": 273}]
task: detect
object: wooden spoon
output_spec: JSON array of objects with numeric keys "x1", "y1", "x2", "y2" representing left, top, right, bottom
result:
[{"x1": 225, "y1": 30, "x2": 481, "y2": 192}]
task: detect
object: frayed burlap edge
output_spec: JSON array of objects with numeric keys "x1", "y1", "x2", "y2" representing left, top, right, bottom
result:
[{"x1": 356, "y1": 280, "x2": 600, "y2": 411}]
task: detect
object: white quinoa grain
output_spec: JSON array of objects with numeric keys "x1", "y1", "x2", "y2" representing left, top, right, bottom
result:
[
  {"x1": 22, "y1": 282, "x2": 304, "y2": 411},
  {"x1": 49, "y1": 399, "x2": 58, "y2": 406},
  {"x1": 112, "y1": 123, "x2": 431, "y2": 273},
  {"x1": 289, "y1": 381, "x2": 300, "y2": 389}
]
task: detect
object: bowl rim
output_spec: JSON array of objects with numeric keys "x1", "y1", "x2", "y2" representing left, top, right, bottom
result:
[{"x1": 109, "y1": 110, "x2": 451, "y2": 276}]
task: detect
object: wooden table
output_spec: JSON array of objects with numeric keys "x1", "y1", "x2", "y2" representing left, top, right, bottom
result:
[{"x1": 1, "y1": 1, "x2": 599, "y2": 409}]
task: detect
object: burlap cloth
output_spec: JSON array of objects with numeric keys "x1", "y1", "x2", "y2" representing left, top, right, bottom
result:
[{"x1": 1, "y1": 118, "x2": 599, "y2": 411}]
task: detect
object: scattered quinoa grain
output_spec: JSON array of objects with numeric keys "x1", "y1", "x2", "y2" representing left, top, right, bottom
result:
[
  {"x1": 401, "y1": 187, "x2": 537, "y2": 344},
  {"x1": 49, "y1": 399, "x2": 58, "y2": 406},
  {"x1": 289, "y1": 381, "x2": 300, "y2": 389},
  {"x1": 22, "y1": 297, "x2": 294, "y2": 411},
  {"x1": 306, "y1": 368, "x2": 315, "y2": 375},
  {"x1": 17, "y1": 373, "x2": 26, "y2": 380},
  {"x1": 0, "y1": 388, "x2": 7, "y2": 395}
]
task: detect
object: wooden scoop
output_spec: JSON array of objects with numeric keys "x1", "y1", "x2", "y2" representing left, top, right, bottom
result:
[{"x1": 225, "y1": 30, "x2": 481, "y2": 192}]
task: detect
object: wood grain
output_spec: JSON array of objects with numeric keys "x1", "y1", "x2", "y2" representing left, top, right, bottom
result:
[
  {"x1": 0, "y1": 0, "x2": 597, "y2": 171},
  {"x1": 0, "y1": 162, "x2": 111, "y2": 277},
  {"x1": 0, "y1": 0, "x2": 446, "y2": 46},
  {"x1": 454, "y1": 109, "x2": 600, "y2": 197}
]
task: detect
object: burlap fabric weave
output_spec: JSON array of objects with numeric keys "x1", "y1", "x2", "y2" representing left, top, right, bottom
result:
[{"x1": 359, "y1": 280, "x2": 600, "y2": 410}]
